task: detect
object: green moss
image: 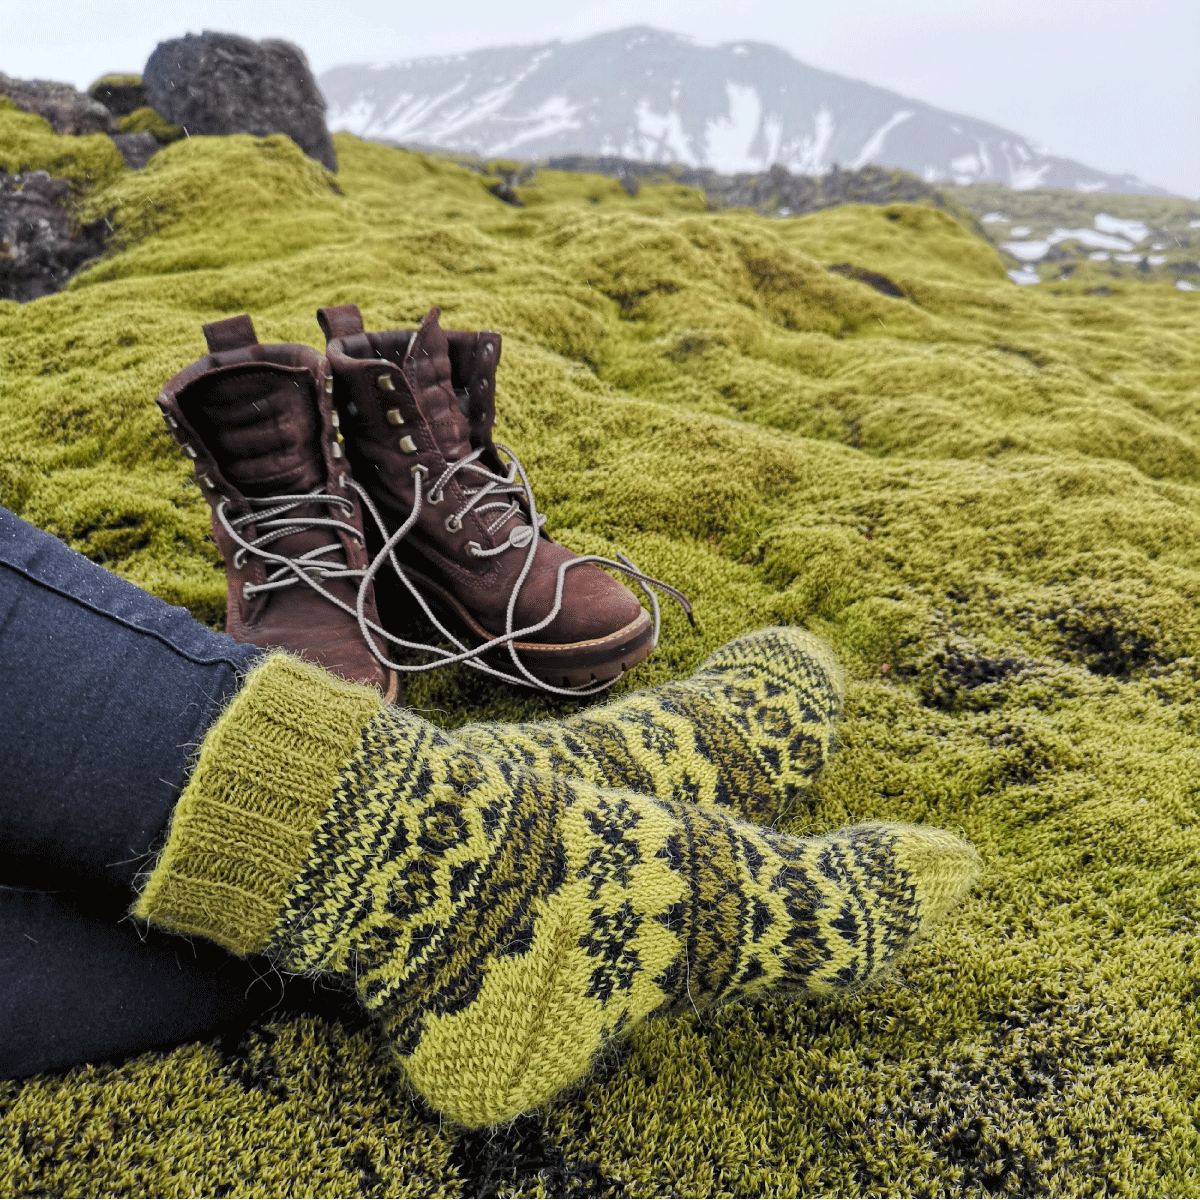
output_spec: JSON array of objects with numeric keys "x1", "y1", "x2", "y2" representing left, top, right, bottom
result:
[
  {"x1": 90, "y1": 73, "x2": 142, "y2": 90},
  {"x1": 116, "y1": 105, "x2": 184, "y2": 144},
  {"x1": 0, "y1": 98, "x2": 124, "y2": 192},
  {"x1": 2, "y1": 132, "x2": 1200, "y2": 1196}
]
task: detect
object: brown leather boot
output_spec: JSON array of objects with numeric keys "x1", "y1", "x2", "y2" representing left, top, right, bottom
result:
[
  {"x1": 317, "y1": 304, "x2": 688, "y2": 693},
  {"x1": 156, "y1": 314, "x2": 399, "y2": 701}
]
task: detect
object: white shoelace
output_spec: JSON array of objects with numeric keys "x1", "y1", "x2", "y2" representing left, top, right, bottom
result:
[
  {"x1": 353, "y1": 442, "x2": 691, "y2": 696},
  {"x1": 215, "y1": 449, "x2": 691, "y2": 697},
  {"x1": 216, "y1": 491, "x2": 365, "y2": 601}
]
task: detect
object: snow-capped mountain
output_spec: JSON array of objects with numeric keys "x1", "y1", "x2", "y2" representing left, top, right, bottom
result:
[{"x1": 319, "y1": 27, "x2": 1167, "y2": 195}]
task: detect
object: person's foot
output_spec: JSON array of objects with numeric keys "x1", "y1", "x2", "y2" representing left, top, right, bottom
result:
[
  {"x1": 459, "y1": 626, "x2": 844, "y2": 825},
  {"x1": 136, "y1": 653, "x2": 979, "y2": 1129}
]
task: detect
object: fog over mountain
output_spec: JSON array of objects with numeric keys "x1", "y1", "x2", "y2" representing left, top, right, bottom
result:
[{"x1": 320, "y1": 26, "x2": 1170, "y2": 196}]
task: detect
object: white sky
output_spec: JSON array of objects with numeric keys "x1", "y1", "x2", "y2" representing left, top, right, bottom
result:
[{"x1": 2, "y1": 0, "x2": 1197, "y2": 198}]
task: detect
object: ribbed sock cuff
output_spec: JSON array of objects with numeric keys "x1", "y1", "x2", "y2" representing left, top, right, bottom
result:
[{"x1": 132, "y1": 653, "x2": 383, "y2": 957}]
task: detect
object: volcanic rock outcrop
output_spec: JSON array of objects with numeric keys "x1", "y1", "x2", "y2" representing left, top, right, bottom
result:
[
  {"x1": 0, "y1": 72, "x2": 115, "y2": 136},
  {"x1": 0, "y1": 171, "x2": 108, "y2": 303},
  {"x1": 143, "y1": 32, "x2": 337, "y2": 171}
]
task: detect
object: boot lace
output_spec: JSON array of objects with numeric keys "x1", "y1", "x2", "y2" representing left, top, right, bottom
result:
[
  {"x1": 345, "y1": 443, "x2": 692, "y2": 697},
  {"x1": 216, "y1": 491, "x2": 367, "y2": 604}
]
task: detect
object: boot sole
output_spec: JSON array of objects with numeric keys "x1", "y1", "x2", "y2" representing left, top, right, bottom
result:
[{"x1": 402, "y1": 567, "x2": 656, "y2": 688}]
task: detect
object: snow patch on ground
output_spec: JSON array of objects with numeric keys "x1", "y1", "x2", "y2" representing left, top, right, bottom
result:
[
  {"x1": 1010, "y1": 162, "x2": 1051, "y2": 189},
  {"x1": 705, "y1": 84, "x2": 765, "y2": 172},
  {"x1": 1094, "y1": 213, "x2": 1149, "y2": 243},
  {"x1": 849, "y1": 109, "x2": 913, "y2": 170},
  {"x1": 1003, "y1": 240, "x2": 1051, "y2": 261},
  {"x1": 1089, "y1": 251, "x2": 1111, "y2": 261},
  {"x1": 982, "y1": 212, "x2": 1009, "y2": 224},
  {"x1": 1010, "y1": 226, "x2": 1031, "y2": 237},
  {"x1": 789, "y1": 106, "x2": 835, "y2": 174},
  {"x1": 631, "y1": 101, "x2": 695, "y2": 164},
  {"x1": 1177, "y1": 280, "x2": 1197, "y2": 291},
  {"x1": 490, "y1": 96, "x2": 581, "y2": 152},
  {"x1": 1008, "y1": 267, "x2": 1042, "y2": 285},
  {"x1": 327, "y1": 97, "x2": 377, "y2": 134}
]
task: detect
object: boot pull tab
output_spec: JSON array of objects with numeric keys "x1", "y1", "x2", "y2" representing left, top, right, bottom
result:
[
  {"x1": 202, "y1": 314, "x2": 258, "y2": 354},
  {"x1": 316, "y1": 304, "x2": 364, "y2": 342}
]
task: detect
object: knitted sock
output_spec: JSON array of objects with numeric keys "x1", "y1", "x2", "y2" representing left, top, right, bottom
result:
[
  {"x1": 135, "y1": 654, "x2": 978, "y2": 1129},
  {"x1": 459, "y1": 627, "x2": 844, "y2": 825}
]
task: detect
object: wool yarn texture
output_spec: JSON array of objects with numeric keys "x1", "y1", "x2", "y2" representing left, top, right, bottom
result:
[
  {"x1": 459, "y1": 626, "x2": 844, "y2": 825},
  {"x1": 134, "y1": 648, "x2": 978, "y2": 1128}
]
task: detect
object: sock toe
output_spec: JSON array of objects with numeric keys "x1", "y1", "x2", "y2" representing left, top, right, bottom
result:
[{"x1": 888, "y1": 823, "x2": 981, "y2": 927}]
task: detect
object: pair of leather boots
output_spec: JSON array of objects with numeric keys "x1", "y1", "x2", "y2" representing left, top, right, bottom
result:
[{"x1": 157, "y1": 305, "x2": 685, "y2": 702}]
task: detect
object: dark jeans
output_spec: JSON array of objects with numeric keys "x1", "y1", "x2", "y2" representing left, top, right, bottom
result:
[{"x1": 0, "y1": 506, "x2": 348, "y2": 1077}]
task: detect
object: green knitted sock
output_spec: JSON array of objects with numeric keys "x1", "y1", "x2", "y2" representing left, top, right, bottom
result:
[
  {"x1": 460, "y1": 627, "x2": 844, "y2": 825},
  {"x1": 136, "y1": 654, "x2": 978, "y2": 1129}
]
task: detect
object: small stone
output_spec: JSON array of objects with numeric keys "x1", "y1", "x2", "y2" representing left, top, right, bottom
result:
[{"x1": 110, "y1": 131, "x2": 160, "y2": 171}]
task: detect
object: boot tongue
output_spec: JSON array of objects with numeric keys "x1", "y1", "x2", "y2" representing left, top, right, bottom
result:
[
  {"x1": 185, "y1": 368, "x2": 324, "y2": 497},
  {"x1": 405, "y1": 309, "x2": 472, "y2": 462}
]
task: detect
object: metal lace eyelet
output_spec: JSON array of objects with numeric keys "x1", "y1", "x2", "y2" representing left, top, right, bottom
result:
[
  {"x1": 241, "y1": 582, "x2": 253, "y2": 600},
  {"x1": 509, "y1": 524, "x2": 534, "y2": 549},
  {"x1": 338, "y1": 472, "x2": 347, "y2": 487},
  {"x1": 466, "y1": 540, "x2": 482, "y2": 555},
  {"x1": 163, "y1": 411, "x2": 178, "y2": 429},
  {"x1": 445, "y1": 514, "x2": 462, "y2": 533},
  {"x1": 233, "y1": 549, "x2": 247, "y2": 569},
  {"x1": 386, "y1": 408, "x2": 404, "y2": 426},
  {"x1": 330, "y1": 410, "x2": 340, "y2": 428},
  {"x1": 324, "y1": 377, "x2": 334, "y2": 395},
  {"x1": 376, "y1": 374, "x2": 396, "y2": 392},
  {"x1": 427, "y1": 488, "x2": 443, "y2": 506},
  {"x1": 182, "y1": 443, "x2": 197, "y2": 458},
  {"x1": 482, "y1": 342, "x2": 494, "y2": 360},
  {"x1": 399, "y1": 435, "x2": 417, "y2": 453},
  {"x1": 331, "y1": 441, "x2": 344, "y2": 459},
  {"x1": 198, "y1": 473, "x2": 215, "y2": 490},
  {"x1": 411, "y1": 463, "x2": 429, "y2": 480}
]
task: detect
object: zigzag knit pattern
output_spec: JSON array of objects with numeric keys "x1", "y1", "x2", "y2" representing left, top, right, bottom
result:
[
  {"x1": 459, "y1": 627, "x2": 844, "y2": 825},
  {"x1": 136, "y1": 654, "x2": 978, "y2": 1129}
]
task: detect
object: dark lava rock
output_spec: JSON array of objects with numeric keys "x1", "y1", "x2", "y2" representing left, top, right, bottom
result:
[
  {"x1": 545, "y1": 155, "x2": 947, "y2": 218},
  {"x1": 828, "y1": 262, "x2": 908, "y2": 298},
  {"x1": 143, "y1": 32, "x2": 337, "y2": 171},
  {"x1": 110, "y1": 131, "x2": 160, "y2": 170},
  {"x1": 0, "y1": 171, "x2": 109, "y2": 303},
  {"x1": 89, "y1": 76, "x2": 147, "y2": 118},
  {"x1": 0, "y1": 71, "x2": 115, "y2": 135}
]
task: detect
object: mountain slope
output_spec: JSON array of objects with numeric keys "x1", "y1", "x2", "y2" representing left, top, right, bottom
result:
[{"x1": 320, "y1": 26, "x2": 1167, "y2": 195}]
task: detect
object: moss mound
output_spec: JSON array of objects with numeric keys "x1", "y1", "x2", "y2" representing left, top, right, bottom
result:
[
  {"x1": 116, "y1": 106, "x2": 184, "y2": 144},
  {"x1": 0, "y1": 99, "x2": 124, "y2": 192},
  {"x1": 2, "y1": 124, "x2": 1199, "y2": 1197}
]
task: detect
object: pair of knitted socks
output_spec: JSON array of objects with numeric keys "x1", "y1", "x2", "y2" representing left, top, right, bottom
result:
[{"x1": 134, "y1": 628, "x2": 978, "y2": 1128}]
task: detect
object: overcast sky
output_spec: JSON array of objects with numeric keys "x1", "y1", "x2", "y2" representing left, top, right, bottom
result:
[{"x1": 3, "y1": 0, "x2": 1197, "y2": 197}]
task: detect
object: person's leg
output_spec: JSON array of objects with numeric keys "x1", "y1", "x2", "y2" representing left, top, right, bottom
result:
[
  {"x1": 0, "y1": 504, "x2": 262, "y2": 892},
  {"x1": 0, "y1": 505, "x2": 294, "y2": 1075}
]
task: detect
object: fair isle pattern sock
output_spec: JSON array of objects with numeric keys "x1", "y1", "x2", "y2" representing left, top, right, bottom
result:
[
  {"x1": 136, "y1": 654, "x2": 978, "y2": 1130},
  {"x1": 459, "y1": 627, "x2": 844, "y2": 825}
]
